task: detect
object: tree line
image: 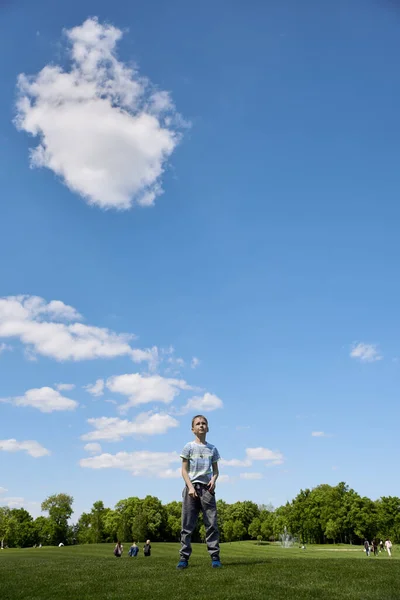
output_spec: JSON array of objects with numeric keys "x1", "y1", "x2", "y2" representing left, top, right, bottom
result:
[{"x1": 1, "y1": 483, "x2": 399, "y2": 548}]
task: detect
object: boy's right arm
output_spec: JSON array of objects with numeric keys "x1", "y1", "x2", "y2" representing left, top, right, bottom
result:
[{"x1": 182, "y1": 459, "x2": 197, "y2": 498}]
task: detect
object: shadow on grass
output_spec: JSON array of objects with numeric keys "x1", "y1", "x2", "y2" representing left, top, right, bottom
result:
[{"x1": 219, "y1": 559, "x2": 273, "y2": 567}]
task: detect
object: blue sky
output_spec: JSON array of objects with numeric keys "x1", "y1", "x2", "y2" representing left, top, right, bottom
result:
[{"x1": 1, "y1": 0, "x2": 400, "y2": 520}]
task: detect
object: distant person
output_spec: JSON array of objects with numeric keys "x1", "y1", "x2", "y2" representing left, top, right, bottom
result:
[
  {"x1": 176, "y1": 414, "x2": 221, "y2": 570},
  {"x1": 143, "y1": 540, "x2": 151, "y2": 557},
  {"x1": 374, "y1": 540, "x2": 379, "y2": 557},
  {"x1": 114, "y1": 541, "x2": 123, "y2": 558},
  {"x1": 364, "y1": 540, "x2": 370, "y2": 556},
  {"x1": 129, "y1": 542, "x2": 139, "y2": 557},
  {"x1": 385, "y1": 539, "x2": 392, "y2": 557},
  {"x1": 380, "y1": 540, "x2": 384, "y2": 552}
]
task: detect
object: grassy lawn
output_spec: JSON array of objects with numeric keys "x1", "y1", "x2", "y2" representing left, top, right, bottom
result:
[{"x1": 0, "y1": 541, "x2": 399, "y2": 600}]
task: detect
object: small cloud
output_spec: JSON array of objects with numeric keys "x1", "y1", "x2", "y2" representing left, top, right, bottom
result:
[
  {"x1": 182, "y1": 392, "x2": 223, "y2": 413},
  {"x1": 0, "y1": 439, "x2": 50, "y2": 458},
  {"x1": 350, "y1": 342, "x2": 382, "y2": 363},
  {"x1": 84, "y1": 379, "x2": 105, "y2": 397},
  {"x1": 0, "y1": 387, "x2": 78, "y2": 413},
  {"x1": 217, "y1": 474, "x2": 231, "y2": 484},
  {"x1": 0, "y1": 343, "x2": 12, "y2": 355},
  {"x1": 236, "y1": 425, "x2": 250, "y2": 431},
  {"x1": 246, "y1": 447, "x2": 284, "y2": 465},
  {"x1": 82, "y1": 411, "x2": 179, "y2": 442},
  {"x1": 79, "y1": 449, "x2": 180, "y2": 478},
  {"x1": 239, "y1": 472, "x2": 263, "y2": 480},
  {"x1": 191, "y1": 357, "x2": 200, "y2": 369},
  {"x1": 83, "y1": 442, "x2": 102, "y2": 455},
  {"x1": 107, "y1": 372, "x2": 192, "y2": 412},
  {"x1": 311, "y1": 431, "x2": 331, "y2": 438},
  {"x1": 220, "y1": 458, "x2": 252, "y2": 467},
  {"x1": 55, "y1": 383, "x2": 76, "y2": 391},
  {"x1": 0, "y1": 487, "x2": 8, "y2": 494}
]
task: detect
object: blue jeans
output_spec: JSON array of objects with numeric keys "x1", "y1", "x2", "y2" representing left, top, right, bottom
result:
[{"x1": 180, "y1": 483, "x2": 220, "y2": 561}]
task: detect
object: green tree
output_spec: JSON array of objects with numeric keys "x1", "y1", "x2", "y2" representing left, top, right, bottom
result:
[
  {"x1": 33, "y1": 516, "x2": 54, "y2": 546},
  {"x1": 227, "y1": 501, "x2": 259, "y2": 535},
  {"x1": 41, "y1": 493, "x2": 73, "y2": 545},
  {"x1": 165, "y1": 501, "x2": 181, "y2": 541},
  {"x1": 233, "y1": 520, "x2": 246, "y2": 541},
  {"x1": 223, "y1": 520, "x2": 234, "y2": 543},
  {"x1": 0, "y1": 507, "x2": 11, "y2": 548},
  {"x1": 376, "y1": 496, "x2": 400, "y2": 543},
  {"x1": 90, "y1": 501, "x2": 106, "y2": 543},
  {"x1": 248, "y1": 518, "x2": 261, "y2": 539}
]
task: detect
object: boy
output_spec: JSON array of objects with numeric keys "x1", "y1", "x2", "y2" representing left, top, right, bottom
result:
[{"x1": 176, "y1": 415, "x2": 222, "y2": 569}]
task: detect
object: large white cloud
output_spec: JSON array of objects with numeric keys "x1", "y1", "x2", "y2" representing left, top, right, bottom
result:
[
  {"x1": 15, "y1": 17, "x2": 184, "y2": 210},
  {"x1": 106, "y1": 372, "x2": 192, "y2": 412},
  {"x1": 80, "y1": 450, "x2": 180, "y2": 477},
  {"x1": 0, "y1": 386, "x2": 78, "y2": 413},
  {"x1": 0, "y1": 295, "x2": 156, "y2": 363},
  {"x1": 82, "y1": 411, "x2": 179, "y2": 441},
  {"x1": 0, "y1": 439, "x2": 50, "y2": 458}
]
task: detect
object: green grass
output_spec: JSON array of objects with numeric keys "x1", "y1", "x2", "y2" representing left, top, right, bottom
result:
[{"x1": 0, "y1": 542, "x2": 399, "y2": 600}]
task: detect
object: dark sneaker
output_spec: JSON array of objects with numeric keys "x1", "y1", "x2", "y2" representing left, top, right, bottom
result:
[
  {"x1": 212, "y1": 559, "x2": 222, "y2": 568},
  {"x1": 176, "y1": 559, "x2": 189, "y2": 570}
]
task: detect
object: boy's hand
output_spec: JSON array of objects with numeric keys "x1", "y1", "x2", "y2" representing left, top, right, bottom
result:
[
  {"x1": 207, "y1": 478, "x2": 216, "y2": 493},
  {"x1": 188, "y1": 486, "x2": 198, "y2": 498}
]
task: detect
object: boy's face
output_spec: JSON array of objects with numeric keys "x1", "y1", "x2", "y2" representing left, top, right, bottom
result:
[{"x1": 192, "y1": 417, "x2": 208, "y2": 435}]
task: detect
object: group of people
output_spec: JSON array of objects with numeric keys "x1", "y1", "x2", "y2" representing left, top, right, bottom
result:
[
  {"x1": 114, "y1": 540, "x2": 151, "y2": 558},
  {"x1": 364, "y1": 539, "x2": 393, "y2": 557}
]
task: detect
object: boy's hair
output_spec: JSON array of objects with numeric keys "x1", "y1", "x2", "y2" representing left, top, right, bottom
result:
[{"x1": 191, "y1": 414, "x2": 209, "y2": 428}]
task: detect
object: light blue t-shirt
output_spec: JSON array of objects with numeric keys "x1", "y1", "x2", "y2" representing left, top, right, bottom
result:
[{"x1": 180, "y1": 441, "x2": 220, "y2": 485}]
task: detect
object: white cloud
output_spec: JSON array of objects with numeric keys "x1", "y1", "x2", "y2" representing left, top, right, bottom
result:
[
  {"x1": 350, "y1": 342, "x2": 382, "y2": 363},
  {"x1": 0, "y1": 487, "x2": 8, "y2": 494},
  {"x1": 0, "y1": 439, "x2": 50, "y2": 458},
  {"x1": 182, "y1": 392, "x2": 223, "y2": 413},
  {"x1": 246, "y1": 447, "x2": 284, "y2": 465},
  {"x1": 0, "y1": 497, "x2": 41, "y2": 514},
  {"x1": 220, "y1": 458, "x2": 252, "y2": 468},
  {"x1": 55, "y1": 383, "x2": 76, "y2": 391},
  {"x1": 1, "y1": 496, "x2": 25, "y2": 508},
  {"x1": 82, "y1": 411, "x2": 179, "y2": 441},
  {"x1": 15, "y1": 17, "x2": 184, "y2": 210},
  {"x1": 83, "y1": 442, "x2": 102, "y2": 455},
  {"x1": 240, "y1": 472, "x2": 263, "y2": 480},
  {"x1": 80, "y1": 450, "x2": 180, "y2": 477},
  {"x1": 191, "y1": 357, "x2": 200, "y2": 369},
  {"x1": 131, "y1": 346, "x2": 160, "y2": 371},
  {"x1": 0, "y1": 343, "x2": 11, "y2": 354},
  {"x1": 0, "y1": 295, "x2": 155, "y2": 363},
  {"x1": 311, "y1": 431, "x2": 331, "y2": 438},
  {"x1": 1, "y1": 387, "x2": 78, "y2": 413},
  {"x1": 217, "y1": 475, "x2": 232, "y2": 484},
  {"x1": 84, "y1": 379, "x2": 105, "y2": 397},
  {"x1": 106, "y1": 373, "x2": 191, "y2": 412}
]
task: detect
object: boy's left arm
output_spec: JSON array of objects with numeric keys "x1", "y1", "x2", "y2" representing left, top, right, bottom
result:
[{"x1": 207, "y1": 461, "x2": 219, "y2": 493}]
